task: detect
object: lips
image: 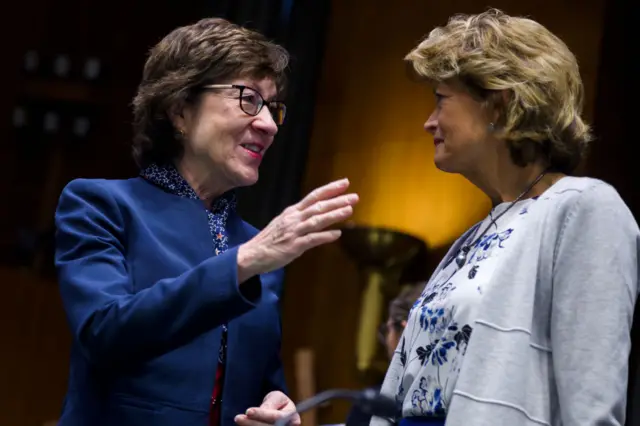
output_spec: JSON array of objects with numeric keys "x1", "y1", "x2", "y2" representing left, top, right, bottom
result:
[
  {"x1": 240, "y1": 143, "x2": 266, "y2": 159},
  {"x1": 434, "y1": 137, "x2": 444, "y2": 146}
]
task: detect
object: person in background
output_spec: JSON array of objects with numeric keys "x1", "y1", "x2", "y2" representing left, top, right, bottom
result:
[
  {"x1": 346, "y1": 284, "x2": 425, "y2": 426},
  {"x1": 54, "y1": 17, "x2": 359, "y2": 426},
  {"x1": 371, "y1": 8, "x2": 639, "y2": 426}
]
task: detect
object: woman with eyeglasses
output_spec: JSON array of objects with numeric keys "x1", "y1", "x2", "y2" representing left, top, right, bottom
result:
[{"x1": 53, "y1": 18, "x2": 359, "y2": 426}]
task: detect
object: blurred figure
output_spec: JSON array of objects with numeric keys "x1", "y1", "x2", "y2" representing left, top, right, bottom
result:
[
  {"x1": 54, "y1": 17, "x2": 358, "y2": 426},
  {"x1": 372, "y1": 9, "x2": 639, "y2": 426},
  {"x1": 379, "y1": 285, "x2": 425, "y2": 361},
  {"x1": 346, "y1": 284, "x2": 424, "y2": 426}
]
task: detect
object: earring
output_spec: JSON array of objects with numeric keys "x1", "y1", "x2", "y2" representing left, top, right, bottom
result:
[
  {"x1": 488, "y1": 122, "x2": 495, "y2": 132},
  {"x1": 175, "y1": 128, "x2": 185, "y2": 140}
]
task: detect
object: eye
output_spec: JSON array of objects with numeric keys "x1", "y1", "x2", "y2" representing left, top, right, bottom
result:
[
  {"x1": 434, "y1": 92, "x2": 448, "y2": 109},
  {"x1": 241, "y1": 93, "x2": 259, "y2": 105}
]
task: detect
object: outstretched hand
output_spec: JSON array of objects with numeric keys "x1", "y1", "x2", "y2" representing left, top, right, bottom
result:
[{"x1": 237, "y1": 178, "x2": 358, "y2": 281}]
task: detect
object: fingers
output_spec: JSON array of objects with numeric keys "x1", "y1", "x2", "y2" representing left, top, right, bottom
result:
[
  {"x1": 300, "y1": 193, "x2": 359, "y2": 220},
  {"x1": 235, "y1": 408, "x2": 299, "y2": 426},
  {"x1": 234, "y1": 414, "x2": 269, "y2": 426},
  {"x1": 234, "y1": 415, "x2": 299, "y2": 426},
  {"x1": 247, "y1": 408, "x2": 286, "y2": 423},
  {"x1": 296, "y1": 204, "x2": 354, "y2": 236},
  {"x1": 299, "y1": 229, "x2": 342, "y2": 251},
  {"x1": 296, "y1": 178, "x2": 350, "y2": 210},
  {"x1": 260, "y1": 391, "x2": 293, "y2": 410}
]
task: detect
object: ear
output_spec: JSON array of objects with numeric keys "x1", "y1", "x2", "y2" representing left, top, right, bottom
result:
[
  {"x1": 168, "y1": 102, "x2": 187, "y2": 132},
  {"x1": 488, "y1": 89, "x2": 510, "y2": 126}
]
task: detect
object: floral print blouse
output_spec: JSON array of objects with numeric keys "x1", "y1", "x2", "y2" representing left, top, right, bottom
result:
[{"x1": 381, "y1": 198, "x2": 537, "y2": 418}]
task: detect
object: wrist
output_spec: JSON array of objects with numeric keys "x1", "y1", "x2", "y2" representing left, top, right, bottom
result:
[{"x1": 237, "y1": 243, "x2": 260, "y2": 284}]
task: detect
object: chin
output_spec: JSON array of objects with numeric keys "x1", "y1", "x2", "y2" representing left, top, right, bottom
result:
[
  {"x1": 434, "y1": 156, "x2": 457, "y2": 173},
  {"x1": 233, "y1": 170, "x2": 259, "y2": 188}
]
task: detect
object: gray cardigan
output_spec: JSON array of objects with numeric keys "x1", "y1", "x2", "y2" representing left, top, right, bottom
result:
[{"x1": 372, "y1": 177, "x2": 640, "y2": 426}]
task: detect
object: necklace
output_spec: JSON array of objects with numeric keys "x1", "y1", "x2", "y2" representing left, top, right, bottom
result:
[{"x1": 454, "y1": 170, "x2": 548, "y2": 268}]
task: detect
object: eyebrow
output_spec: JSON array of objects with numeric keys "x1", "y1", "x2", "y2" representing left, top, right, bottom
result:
[{"x1": 235, "y1": 81, "x2": 278, "y2": 101}]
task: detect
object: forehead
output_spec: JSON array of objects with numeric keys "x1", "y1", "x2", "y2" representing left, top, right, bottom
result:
[
  {"x1": 432, "y1": 80, "x2": 465, "y2": 95},
  {"x1": 432, "y1": 80, "x2": 487, "y2": 111}
]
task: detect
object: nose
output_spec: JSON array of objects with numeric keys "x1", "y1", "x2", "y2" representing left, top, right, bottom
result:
[
  {"x1": 424, "y1": 110, "x2": 437, "y2": 135},
  {"x1": 252, "y1": 107, "x2": 279, "y2": 137}
]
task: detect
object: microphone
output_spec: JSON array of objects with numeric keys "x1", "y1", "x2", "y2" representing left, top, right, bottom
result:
[{"x1": 273, "y1": 388, "x2": 398, "y2": 426}]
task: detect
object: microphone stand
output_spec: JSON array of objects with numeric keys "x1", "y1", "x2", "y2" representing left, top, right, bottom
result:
[{"x1": 274, "y1": 388, "x2": 398, "y2": 426}]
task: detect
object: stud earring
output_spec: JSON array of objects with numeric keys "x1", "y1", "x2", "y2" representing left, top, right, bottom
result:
[{"x1": 488, "y1": 122, "x2": 495, "y2": 132}]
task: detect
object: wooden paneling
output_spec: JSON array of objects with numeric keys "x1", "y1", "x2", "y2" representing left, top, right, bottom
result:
[{"x1": 0, "y1": 268, "x2": 71, "y2": 426}]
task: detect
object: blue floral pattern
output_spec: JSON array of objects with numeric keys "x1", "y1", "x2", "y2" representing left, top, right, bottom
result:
[
  {"x1": 141, "y1": 163, "x2": 236, "y2": 255},
  {"x1": 389, "y1": 200, "x2": 534, "y2": 418}
]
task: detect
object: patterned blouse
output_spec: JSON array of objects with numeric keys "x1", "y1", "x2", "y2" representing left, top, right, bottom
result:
[
  {"x1": 382, "y1": 198, "x2": 538, "y2": 418},
  {"x1": 141, "y1": 163, "x2": 236, "y2": 426}
]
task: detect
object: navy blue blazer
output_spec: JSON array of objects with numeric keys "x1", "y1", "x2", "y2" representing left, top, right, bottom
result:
[{"x1": 54, "y1": 176, "x2": 287, "y2": 426}]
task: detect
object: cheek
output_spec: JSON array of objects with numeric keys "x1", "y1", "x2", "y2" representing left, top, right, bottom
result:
[
  {"x1": 386, "y1": 330, "x2": 399, "y2": 349},
  {"x1": 436, "y1": 109, "x2": 457, "y2": 135},
  {"x1": 442, "y1": 112, "x2": 485, "y2": 145},
  {"x1": 193, "y1": 123, "x2": 236, "y2": 158},
  {"x1": 454, "y1": 104, "x2": 489, "y2": 141},
  {"x1": 188, "y1": 122, "x2": 216, "y2": 150}
]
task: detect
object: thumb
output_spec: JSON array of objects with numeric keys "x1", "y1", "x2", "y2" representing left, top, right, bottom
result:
[{"x1": 260, "y1": 391, "x2": 290, "y2": 410}]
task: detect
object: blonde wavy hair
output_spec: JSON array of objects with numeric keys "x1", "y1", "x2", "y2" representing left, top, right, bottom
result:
[{"x1": 405, "y1": 9, "x2": 593, "y2": 173}]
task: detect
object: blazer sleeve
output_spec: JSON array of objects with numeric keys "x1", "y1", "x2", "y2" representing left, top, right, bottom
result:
[
  {"x1": 551, "y1": 183, "x2": 640, "y2": 426},
  {"x1": 55, "y1": 178, "x2": 262, "y2": 368},
  {"x1": 262, "y1": 270, "x2": 288, "y2": 396},
  {"x1": 263, "y1": 348, "x2": 288, "y2": 396}
]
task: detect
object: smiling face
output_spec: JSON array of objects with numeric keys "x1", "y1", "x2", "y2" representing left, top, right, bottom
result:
[
  {"x1": 172, "y1": 77, "x2": 280, "y2": 192},
  {"x1": 424, "y1": 81, "x2": 496, "y2": 175}
]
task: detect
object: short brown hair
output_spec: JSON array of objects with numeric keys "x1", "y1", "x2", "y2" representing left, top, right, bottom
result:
[
  {"x1": 405, "y1": 9, "x2": 593, "y2": 174},
  {"x1": 131, "y1": 18, "x2": 289, "y2": 168}
]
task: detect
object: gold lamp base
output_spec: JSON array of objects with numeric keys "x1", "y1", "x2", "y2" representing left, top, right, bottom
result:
[{"x1": 339, "y1": 225, "x2": 426, "y2": 383}]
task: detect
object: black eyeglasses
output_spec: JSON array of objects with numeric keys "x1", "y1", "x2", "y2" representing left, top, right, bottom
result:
[{"x1": 201, "y1": 84, "x2": 287, "y2": 125}]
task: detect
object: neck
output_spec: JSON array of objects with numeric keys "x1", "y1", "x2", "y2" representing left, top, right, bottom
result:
[
  {"x1": 174, "y1": 156, "x2": 229, "y2": 206},
  {"x1": 464, "y1": 156, "x2": 564, "y2": 205}
]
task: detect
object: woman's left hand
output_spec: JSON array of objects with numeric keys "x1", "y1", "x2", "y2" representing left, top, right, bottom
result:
[{"x1": 234, "y1": 391, "x2": 300, "y2": 426}]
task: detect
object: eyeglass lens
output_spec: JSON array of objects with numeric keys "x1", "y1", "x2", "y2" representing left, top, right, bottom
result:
[{"x1": 239, "y1": 87, "x2": 286, "y2": 125}]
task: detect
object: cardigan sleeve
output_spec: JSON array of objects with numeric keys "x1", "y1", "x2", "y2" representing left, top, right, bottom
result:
[
  {"x1": 55, "y1": 178, "x2": 262, "y2": 368},
  {"x1": 551, "y1": 182, "x2": 640, "y2": 425}
]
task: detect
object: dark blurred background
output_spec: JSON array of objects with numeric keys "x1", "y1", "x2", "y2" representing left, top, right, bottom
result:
[{"x1": 0, "y1": 0, "x2": 635, "y2": 424}]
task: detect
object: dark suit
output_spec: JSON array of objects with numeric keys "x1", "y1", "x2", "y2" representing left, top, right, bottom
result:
[{"x1": 54, "y1": 177, "x2": 286, "y2": 426}]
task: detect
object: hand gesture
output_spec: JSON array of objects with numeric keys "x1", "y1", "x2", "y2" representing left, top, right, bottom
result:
[
  {"x1": 235, "y1": 391, "x2": 300, "y2": 426},
  {"x1": 237, "y1": 178, "x2": 358, "y2": 281}
]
